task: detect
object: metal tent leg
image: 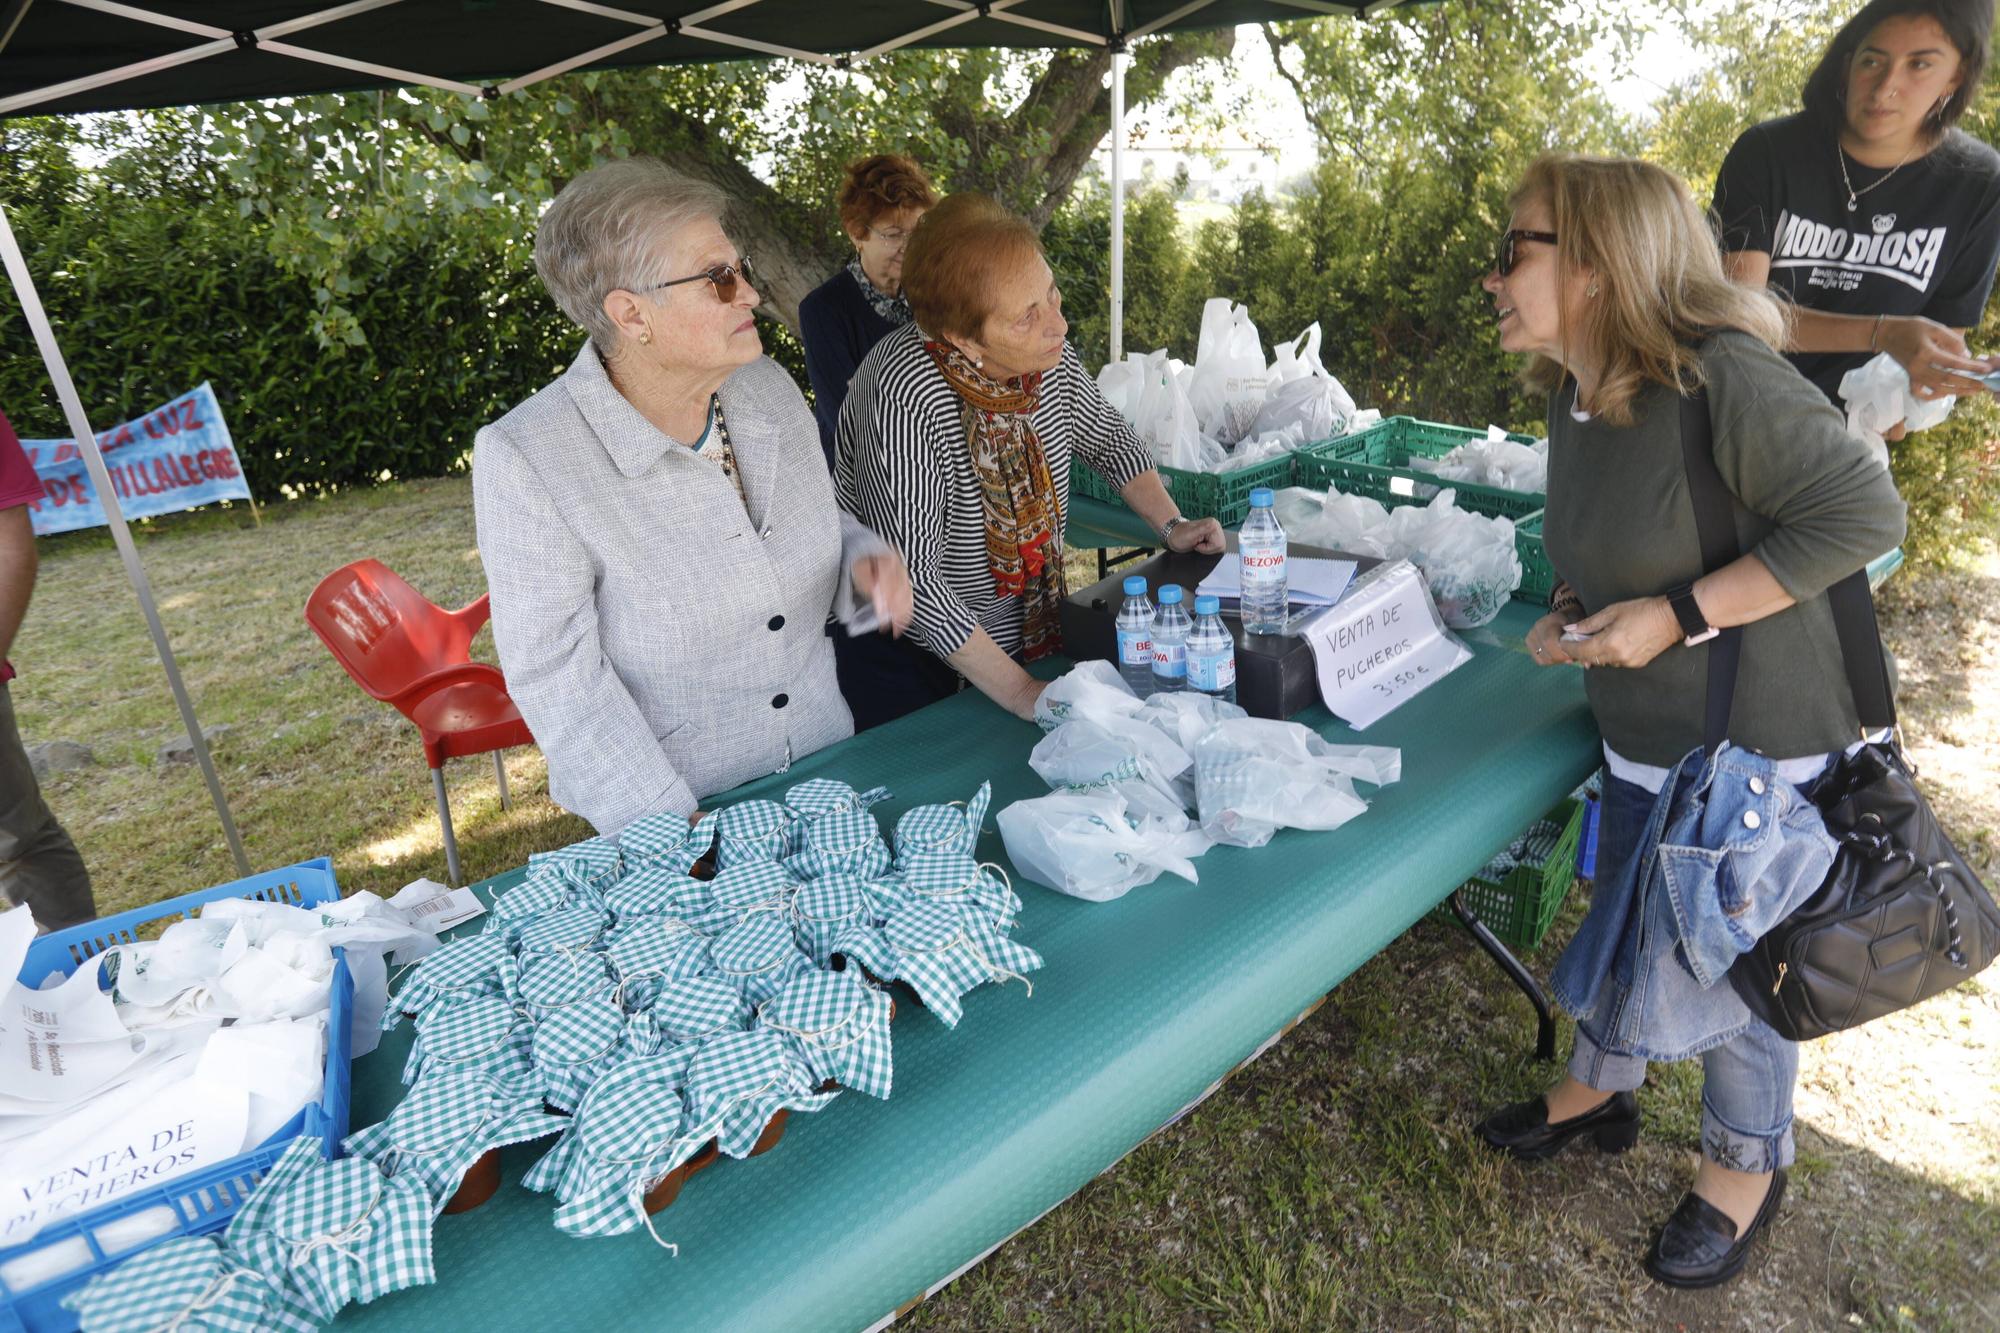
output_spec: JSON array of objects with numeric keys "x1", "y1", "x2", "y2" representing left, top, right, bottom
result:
[
  {"x1": 493, "y1": 751, "x2": 511, "y2": 809},
  {"x1": 1108, "y1": 47, "x2": 1127, "y2": 364},
  {"x1": 432, "y1": 765, "x2": 462, "y2": 886},
  {"x1": 1450, "y1": 889, "x2": 1556, "y2": 1061}
]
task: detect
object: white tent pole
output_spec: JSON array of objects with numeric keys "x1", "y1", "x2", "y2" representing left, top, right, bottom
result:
[
  {"x1": 0, "y1": 203, "x2": 253, "y2": 879},
  {"x1": 1109, "y1": 46, "x2": 1127, "y2": 365}
]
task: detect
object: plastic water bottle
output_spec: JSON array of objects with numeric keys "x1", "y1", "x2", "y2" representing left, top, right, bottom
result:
[
  {"x1": 1114, "y1": 575, "x2": 1156, "y2": 697},
  {"x1": 1239, "y1": 486, "x2": 1289, "y2": 634},
  {"x1": 1151, "y1": 584, "x2": 1191, "y2": 694},
  {"x1": 1186, "y1": 594, "x2": 1238, "y2": 704}
]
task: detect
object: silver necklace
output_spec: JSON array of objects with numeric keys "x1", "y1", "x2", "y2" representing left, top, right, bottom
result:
[{"x1": 1838, "y1": 140, "x2": 1916, "y2": 212}]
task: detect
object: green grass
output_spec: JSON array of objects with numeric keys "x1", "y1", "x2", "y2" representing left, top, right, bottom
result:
[{"x1": 16, "y1": 480, "x2": 2000, "y2": 1329}]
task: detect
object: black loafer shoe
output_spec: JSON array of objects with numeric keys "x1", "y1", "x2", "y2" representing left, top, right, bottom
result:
[
  {"x1": 1473, "y1": 1089, "x2": 1640, "y2": 1161},
  {"x1": 1643, "y1": 1168, "x2": 1787, "y2": 1289}
]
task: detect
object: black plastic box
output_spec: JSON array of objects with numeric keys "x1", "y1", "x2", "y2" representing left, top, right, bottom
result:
[{"x1": 1060, "y1": 536, "x2": 1380, "y2": 720}]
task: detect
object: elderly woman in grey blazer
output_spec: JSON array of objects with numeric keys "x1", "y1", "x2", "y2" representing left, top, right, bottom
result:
[{"x1": 474, "y1": 156, "x2": 912, "y2": 837}]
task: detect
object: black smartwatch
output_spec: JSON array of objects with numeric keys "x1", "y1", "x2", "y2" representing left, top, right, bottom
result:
[{"x1": 1665, "y1": 581, "x2": 1717, "y2": 646}]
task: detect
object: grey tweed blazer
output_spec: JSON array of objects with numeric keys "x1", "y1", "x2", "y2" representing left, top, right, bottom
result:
[{"x1": 473, "y1": 344, "x2": 877, "y2": 835}]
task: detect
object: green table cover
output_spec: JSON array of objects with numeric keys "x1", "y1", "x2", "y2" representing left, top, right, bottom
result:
[{"x1": 337, "y1": 601, "x2": 1597, "y2": 1331}]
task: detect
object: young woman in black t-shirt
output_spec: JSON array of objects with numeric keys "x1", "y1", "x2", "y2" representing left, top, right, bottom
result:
[{"x1": 1712, "y1": 0, "x2": 2000, "y2": 413}]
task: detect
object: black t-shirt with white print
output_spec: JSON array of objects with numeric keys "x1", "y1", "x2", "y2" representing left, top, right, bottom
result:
[{"x1": 1712, "y1": 111, "x2": 2000, "y2": 403}]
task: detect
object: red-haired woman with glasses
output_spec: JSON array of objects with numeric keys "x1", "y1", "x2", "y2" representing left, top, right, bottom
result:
[{"x1": 472, "y1": 157, "x2": 912, "y2": 838}]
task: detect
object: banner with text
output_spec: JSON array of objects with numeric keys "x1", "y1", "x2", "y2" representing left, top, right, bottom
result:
[{"x1": 21, "y1": 383, "x2": 251, "y2": 536}]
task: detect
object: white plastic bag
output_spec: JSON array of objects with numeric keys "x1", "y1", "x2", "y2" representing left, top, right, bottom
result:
[
  {"x1": 1186, "y1": 299, "x2": 1269, "y2": 445},
  {"x1": 1034, "y1": 660, "x2": 1146, "y2": 731},
  {"x1": 996, "y1": 790, "x2": 1213, "y2": 902},
  {"x1": 1380, "y1": 489, "x2": 1521, "y2": 629},
  {"x1": 1250, "y1": 323, "x2": 1356, "y2": 443},
  {"x1": 1192, "y1": 719, "x2": 1401, "y2": 848},
  {"x1": 1839, "y1": 351, "x2": 1953, "y2": 468},
  {"x1": 1406, "y1": 426, "x2": 1549, "y2": 494},
  {"x1": 1028, "y1": 716, "x2": 1193, "y2": 821},
  {"x1": 1098, "y1": 350, "x2": 1226, "y2": 472}
]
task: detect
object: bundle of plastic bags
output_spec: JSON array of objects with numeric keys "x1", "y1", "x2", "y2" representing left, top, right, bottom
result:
[
  {"x1": 1273, "y1": 484, "x2": 1521, "y2": 629},
  {"x1": 1406, "y1": 425, "x2": 1548, "y2": 495},
  {"x1": 1097, "y1": 304, "x2": 1357, "y2": 473},
  {"x1": 1838, "y1": 351, "x2": 1954, "y2": 468},
  {"x1": 1000, "y1": 663, "x2": 1400, "y2": 900}
]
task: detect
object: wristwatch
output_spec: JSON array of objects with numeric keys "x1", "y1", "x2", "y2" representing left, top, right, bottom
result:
[
  {"x1": 1665, "y1": 581, "x2": 1718, "y2": 646},
  {"x1": 1159, "y1": 515, "x2": 1186, "y2": 548}
]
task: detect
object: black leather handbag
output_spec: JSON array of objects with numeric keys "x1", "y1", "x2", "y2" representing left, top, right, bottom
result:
[{"x1": 1677, "y1": 391, "x2": 2000, "y2": 1041}]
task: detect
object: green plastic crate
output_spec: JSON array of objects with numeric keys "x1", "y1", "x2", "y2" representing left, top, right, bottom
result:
[
  {"x1": 1072, "y1": 451, "x2": 1299, "y2": 528},
  {"x1": 1294, "y1": 416, "x2": 1544, "y2": 521},
  {"x1": 1435, "y1": 797, "x2": 1586, "y2": 952},
  {"x1": 1513, "y1": 511, "x2": 1554, "y2": 605}
]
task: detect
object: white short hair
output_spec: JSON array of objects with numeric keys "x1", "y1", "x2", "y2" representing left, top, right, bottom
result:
[{"x1": 533, "y1": 156, "x2": 730, "y2": 351}]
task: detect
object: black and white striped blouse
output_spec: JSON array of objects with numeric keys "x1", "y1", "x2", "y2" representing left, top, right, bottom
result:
[{"x1": 834, "y1": 323, "x2": 1156, "y2": 659}]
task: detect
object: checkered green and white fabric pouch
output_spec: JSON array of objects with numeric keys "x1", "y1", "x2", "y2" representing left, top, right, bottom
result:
[
  {"x1": 682, "y1": 1028, "x2": 835, "y2": 1158},
  {"x1": 226, "y1": 1139, "x2": 436, "y2": 1324},
  {"x1": 625, "y1": 973, "x2": 749, "y2": 1051},
  {"x1": 63, "y1": 1235, "x2": 314, "y2": 1333},
  {"x1": 677, "y1": 859, "x2": 798, "y2": 935},
  {"x1": 605, "y1": 914, "x2": 710, "y2": 990},
  {"x1": 841, "y1": 898, "x2": 1041, "y2": 1028},
  {"x1": 789, "y1": 873, "x2": 876, "y2": 968},
  {"x1": 618, "y1": 808, "x2": 718, "y2": 874},
  {"x1": 527, "y1": 1054, "x2": 707, "y2": 1245},
  {"x1": 758, "y1": 968, "x2": 893, "y2": 1099},
  {"x1": 783, "y1": 778, "x2": 891, "y2": 825},
  {"x1": 713, "y1": 798, "x2": 800, "y2": 867},
  {"x1": 892, "y1": 780, "x2": 993, "y2": 865},
  {"x1": 487, "y1": 866, "x2": 575, "y2": 926},
  {"x1": 602, "y1": 860, "x2": 707, "y2": 919},
  {"x1": 708, "y1": 911, "x2": 816, "y2": 1008},
  {"x1": 897, "y1": 848, "x2": 1022, "y2": 934},
  {"x1": 531, "y1": 994, "x2": 631, "y2": 1112},
  {"x1": 509, "y1": 903, "x2": 610, "y2": 957},
  {"x1": 382, "y1": 930, "x2": 518, "y2": 1032},
  {"x1": 785, "y1": 807, "x2": 893, "y2": 881},
  {"x1": 515, "y1": 947, "x2": 616, "y2": 1015},
  {"x1": 528, "y1": 836, "x2": 625, "y2": 899},
  {"x1": 344, "y1": 1068, "x2": 568, "y2": 1209},
  {"x1": 401, "y1": 992, "x2": 533, "y2": 1088}
]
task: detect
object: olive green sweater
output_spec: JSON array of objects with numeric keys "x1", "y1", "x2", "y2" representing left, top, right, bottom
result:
[{"x1": 1542, "y1": 330, "x2": 1908, "y2": 766}]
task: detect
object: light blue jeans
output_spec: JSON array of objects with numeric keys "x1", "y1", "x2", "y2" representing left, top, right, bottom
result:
[{"x1": 1566, "y1": 770, "x2": 1799, "y2": 1172}]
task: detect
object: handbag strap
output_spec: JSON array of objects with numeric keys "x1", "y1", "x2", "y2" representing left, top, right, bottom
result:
[{"x1": 1675, "y1": 383, "x2": 1898, "y2": 756}]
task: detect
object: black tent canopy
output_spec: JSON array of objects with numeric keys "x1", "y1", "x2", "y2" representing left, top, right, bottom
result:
[
  {"x1": 0, "y1": 0, "x2": 1413, "y2": 877},
  {"x1": 0, "y1": 0, "x2": 1409, "y2": 117}
]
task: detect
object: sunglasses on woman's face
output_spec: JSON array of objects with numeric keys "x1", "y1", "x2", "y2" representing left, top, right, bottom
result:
[
  {"x1": 646, "y1": 256, "x2": 756, "y2": 304},
  {"x1": 1496, "y1": 229, "x2": 1557, "y2": 277}
]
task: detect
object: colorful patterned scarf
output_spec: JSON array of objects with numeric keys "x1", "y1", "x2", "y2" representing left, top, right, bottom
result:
[
  {"x1": 923, "y1": 339, "x2": 1067, "y2": 662},
  {"x1": 847, "y1": 259, "x2": 912, "y2": 325}
]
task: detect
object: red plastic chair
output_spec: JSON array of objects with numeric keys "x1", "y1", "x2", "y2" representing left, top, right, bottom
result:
[{"x1": 305, "y1": 559, "x2": 533, "y2": 885}]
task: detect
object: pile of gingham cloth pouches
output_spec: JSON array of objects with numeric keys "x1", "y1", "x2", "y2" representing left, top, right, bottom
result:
[{"x1": 63, "y1": 778, "x2": 1042, "y2": 1332}]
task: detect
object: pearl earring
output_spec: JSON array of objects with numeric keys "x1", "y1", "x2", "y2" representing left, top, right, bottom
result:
[
  {"x1": 638, "y1": 330, "x2": 653, "y2": 345},
  {"x1": 973, "y1": 357, "x2": 983, "y2": 368}
]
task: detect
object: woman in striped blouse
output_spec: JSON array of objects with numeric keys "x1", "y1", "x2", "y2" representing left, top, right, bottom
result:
[{"x1": 835, "y1": 193, "x2": 1224, "y2": 725}]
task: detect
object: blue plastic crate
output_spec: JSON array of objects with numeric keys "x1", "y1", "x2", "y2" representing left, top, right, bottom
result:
[{"x1": 0, "y1": 858, "x2": 353, "y2": 1333}]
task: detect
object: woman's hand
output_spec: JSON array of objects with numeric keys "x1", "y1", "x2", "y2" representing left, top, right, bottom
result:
[
  {"x1": 1167, "y1": 517, "x2": 1226, "y2": 554},
  {"x1": 1561, "y1": 597, "x2": 1681, "y2": 671},
  {"x1": 1879, "y1": 316, "x2": 1991, "y2": 403},
  {"x1": 851, "y1": 550, "x2": 914, "y2": 637},
  {"x1": 1006, "y1": 676, "x2": 1049, "y2": 722},
  {"x1": 1524, "y1": 612, "x2": 1580, "y2": 668}
]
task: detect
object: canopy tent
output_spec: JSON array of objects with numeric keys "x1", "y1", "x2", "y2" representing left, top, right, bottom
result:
[{"x1": 0, "y1": 0, "x2": 1420, "y2": 875}]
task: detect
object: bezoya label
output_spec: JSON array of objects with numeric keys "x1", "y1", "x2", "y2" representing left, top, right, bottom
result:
[
  {"x1": 1118, "y1": 629, "x2": 1153, "y2": 667},
  {"x1": 1771, "y1": 208, "x2": 1946, "y2": 295}
]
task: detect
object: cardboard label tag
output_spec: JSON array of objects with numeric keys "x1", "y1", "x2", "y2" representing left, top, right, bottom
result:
[{"x1": 1304, "y1": 559, "x2": 1471, "y2": 730}]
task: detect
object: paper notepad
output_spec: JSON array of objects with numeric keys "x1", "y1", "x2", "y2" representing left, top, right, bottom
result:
[{"x1": 1197, "y1": 554, "x2": 1358, "y2": 607}]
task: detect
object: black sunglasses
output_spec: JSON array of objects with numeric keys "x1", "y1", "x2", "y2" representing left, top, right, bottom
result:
[
  {"x1": 1497, "y1": 229, "x2": 1557, "y2": 277},
  {"x1": 645, "y1": 255, "x2": 756, "y2": 304}
]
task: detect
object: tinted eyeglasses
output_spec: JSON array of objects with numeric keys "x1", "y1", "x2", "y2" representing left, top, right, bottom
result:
[
  {"x1": 1496, "y1": 229, "x2": 1557, "y2": 277},
  {"x1": 646, "y1": 256, "x2": 756, "y2": 304}
]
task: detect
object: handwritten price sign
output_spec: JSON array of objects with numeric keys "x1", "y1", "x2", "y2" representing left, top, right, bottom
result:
[
  {"x1": 1304, "y1": 559, "x2": 1471, "y2": 729},
  {"x1": 20, "y1": 383, "x2": 252, "y2": 536}
]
